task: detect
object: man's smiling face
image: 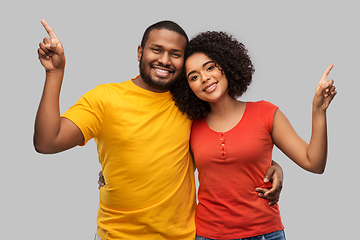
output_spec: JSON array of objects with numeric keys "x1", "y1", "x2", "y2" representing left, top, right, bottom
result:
[{"x1": 137, "y1": 29, "x2": 187, "y2": 92}]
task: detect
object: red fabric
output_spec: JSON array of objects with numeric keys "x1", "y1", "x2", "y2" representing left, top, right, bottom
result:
[{"x1": 191, "y1": 101, "x2": 284, "y2": 239}]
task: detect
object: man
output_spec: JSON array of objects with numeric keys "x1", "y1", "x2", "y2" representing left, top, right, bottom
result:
[{"x1": 35, "y1": 20, "x2": 282, "y2": 240}]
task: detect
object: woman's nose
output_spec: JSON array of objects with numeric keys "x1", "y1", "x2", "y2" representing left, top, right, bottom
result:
[{"x1": 200, "y1": 72, "x2": 209, "y2": 83}]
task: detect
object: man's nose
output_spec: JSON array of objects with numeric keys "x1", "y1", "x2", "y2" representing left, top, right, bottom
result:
[{"x1": 158, "y1": 52, "x2": 171, "y2": 66}]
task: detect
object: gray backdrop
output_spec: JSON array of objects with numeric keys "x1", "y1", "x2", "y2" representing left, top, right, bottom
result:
[{"x1": 1, "y1": 0, "x2": 358, "y2": 239}]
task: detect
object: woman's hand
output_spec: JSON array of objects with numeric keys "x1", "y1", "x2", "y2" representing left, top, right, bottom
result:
[
  {"x1": 313, "y1": 64, "x2": 337, "y2": 111},
  {"x1": 98, "y1": 171, "x2": 106, "y2": 189}
]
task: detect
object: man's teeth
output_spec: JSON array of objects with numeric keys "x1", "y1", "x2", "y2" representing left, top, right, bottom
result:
[{"x1": 155, "y1": 68, "x2": 170, "y2": 73}]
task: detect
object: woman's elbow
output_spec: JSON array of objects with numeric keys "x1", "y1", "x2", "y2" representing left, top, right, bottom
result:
[{"x1": 309, "y1": 165, "x2": 326, "y2": 174}]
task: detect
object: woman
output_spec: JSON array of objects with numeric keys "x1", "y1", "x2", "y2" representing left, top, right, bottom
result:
[{"x1": 171, "y1": 31, "x2": 336, "y2": 240}]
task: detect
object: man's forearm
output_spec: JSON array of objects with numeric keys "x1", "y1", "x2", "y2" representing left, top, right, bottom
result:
[{"x1": 34, "y1": 70, "x2": 64, "y2": 153}]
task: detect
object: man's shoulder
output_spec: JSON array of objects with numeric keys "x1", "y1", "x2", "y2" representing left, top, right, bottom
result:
[
  {"x1": 96, "y1": 80, "x2": 131, "y2": 89},
  {"x1": 91, "y1": 79, "x2": 135, "y2": 95}
]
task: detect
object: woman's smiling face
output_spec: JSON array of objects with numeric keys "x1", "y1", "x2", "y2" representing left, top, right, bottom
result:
[{"x1": 186, "y1": 52, "x2": 228, "y2": 103}]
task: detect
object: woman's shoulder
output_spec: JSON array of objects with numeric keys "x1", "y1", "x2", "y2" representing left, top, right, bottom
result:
[
  {"x1": 246, "y1": 100, "x2": 278, "y2": 117},
  {"x1": 247, "y1": 100, "x2": 277, "y2": 107}
]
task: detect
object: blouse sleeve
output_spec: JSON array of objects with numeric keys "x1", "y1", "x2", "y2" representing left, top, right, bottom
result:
[{"x1": 259, "y1": 100, "x2": 279, "y2": 134}]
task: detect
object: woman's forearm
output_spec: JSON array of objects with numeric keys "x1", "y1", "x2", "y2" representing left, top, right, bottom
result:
[{"x1": 307, "y1": 107, "x2": 328, "y2": 174}]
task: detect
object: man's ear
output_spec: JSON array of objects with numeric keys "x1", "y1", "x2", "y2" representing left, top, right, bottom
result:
[{"x1": 137, "y1": 45, "x2": 143, "y2": 62}]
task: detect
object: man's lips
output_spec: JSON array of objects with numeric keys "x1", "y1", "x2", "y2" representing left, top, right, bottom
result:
[{"x1": 152, "y1": 65, "x2": 174, "y2": 77}]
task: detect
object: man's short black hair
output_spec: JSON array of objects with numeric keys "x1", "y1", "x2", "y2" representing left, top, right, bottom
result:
[{"x1": 140, "y1": 20, "x2": 189, "y2": 48}]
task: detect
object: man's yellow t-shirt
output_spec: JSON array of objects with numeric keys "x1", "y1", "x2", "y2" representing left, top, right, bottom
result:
[{"x1": 62, "y1": 77, "x2": 196, "y2": 240}]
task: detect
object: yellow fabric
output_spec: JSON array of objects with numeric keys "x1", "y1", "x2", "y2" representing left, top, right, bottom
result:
[{"x1": 62, "y1": 77, "x2": 196, "y2": 240}]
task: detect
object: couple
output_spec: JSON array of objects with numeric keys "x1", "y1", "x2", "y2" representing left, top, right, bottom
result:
[{"x1": 35, "y1": 20, "x2": 336, "y2": 240}]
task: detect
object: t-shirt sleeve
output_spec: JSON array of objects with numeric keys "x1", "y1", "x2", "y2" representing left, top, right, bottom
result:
[
  {"x1": 61, "y1": 85, "x2": 107, "y2": 146},
  {"x1": 259, "y1": 100, "x2": 279, "y2": 133}
]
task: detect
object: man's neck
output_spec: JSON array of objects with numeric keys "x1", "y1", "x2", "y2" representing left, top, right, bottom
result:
[{"x1": 132, "y1": 75, "x2": 169, "y2": 93}]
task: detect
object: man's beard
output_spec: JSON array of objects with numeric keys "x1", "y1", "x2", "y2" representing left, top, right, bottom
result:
[{"x1": 139, "y1": 55, "x2": 176, "y2": 91}]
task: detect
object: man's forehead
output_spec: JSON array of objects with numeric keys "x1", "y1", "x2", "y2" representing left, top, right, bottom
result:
[{"x1": 146, "y1": 29, "x2": 187, "y2": 50}]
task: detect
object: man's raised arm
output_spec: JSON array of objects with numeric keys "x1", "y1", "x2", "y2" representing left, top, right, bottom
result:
[{"x1": 34, "y1": 20, "x2": 83, "y2": 154}]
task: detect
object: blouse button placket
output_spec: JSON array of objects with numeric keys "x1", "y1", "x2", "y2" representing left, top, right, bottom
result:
[{"x1": 220, "y1": 133, "x2": 226, "y2": 159}]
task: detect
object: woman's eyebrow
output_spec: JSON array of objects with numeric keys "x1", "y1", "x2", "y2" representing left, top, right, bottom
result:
[{"x1": 187, "y1": 60, "x2": 215, "y2": 78}]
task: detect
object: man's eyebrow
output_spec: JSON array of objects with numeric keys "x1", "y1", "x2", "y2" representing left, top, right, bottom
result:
[
  {"x1": 187, "y1": 60, "x2": 215, "y2": 78},
  {"x1": 150, "y1": 44, "x2": 183, "y2": 53},
  {"x1": 149, "y1": 44, "x2": 162, "y2": 49}
]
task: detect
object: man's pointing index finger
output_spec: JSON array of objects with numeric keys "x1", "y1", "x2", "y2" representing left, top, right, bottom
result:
[{"x1": 41, "y1": 19, "x2": 57, "y2": 39}]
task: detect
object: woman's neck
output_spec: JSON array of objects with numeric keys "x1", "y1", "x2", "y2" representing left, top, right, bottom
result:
[
  {"x1": 208, "y1": 95, "x2": 243, "y2": 117},
  {"x1": 206, "y1": 96, "x2": 246, "y2": 132}
]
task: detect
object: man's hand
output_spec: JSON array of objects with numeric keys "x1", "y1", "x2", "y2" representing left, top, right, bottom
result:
[
  {"x1": 255, "y1": 161, "x2": 283, "y2": 206},
  {"x1": 98, "y1": 171, "x2": 106, "y2": 189},
  {"x1": 37, "y1": 19, "x2": 65, "y2": 72}
]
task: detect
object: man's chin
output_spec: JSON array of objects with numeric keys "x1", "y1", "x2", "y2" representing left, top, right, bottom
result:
[
  {"x1": 147, "y1": 76, "x2": 176, "y2": 90},
  {"x1": 151, "y1": 81, "x2": 174, "y2": 91}
]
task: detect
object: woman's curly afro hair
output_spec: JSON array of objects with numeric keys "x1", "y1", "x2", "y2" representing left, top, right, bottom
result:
[{"x1": 171, "y1": 31, "x2": 255, "y2": 120}]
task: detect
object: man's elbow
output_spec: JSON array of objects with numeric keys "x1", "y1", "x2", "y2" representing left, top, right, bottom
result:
[
  {"x1": 34, "y1": 142, "x2": 50, "y2": 154},
  {"x1": 33, "y1": 138, "x2": 56, "y2": 154}
]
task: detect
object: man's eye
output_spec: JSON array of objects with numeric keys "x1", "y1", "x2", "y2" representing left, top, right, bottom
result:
[
  {"x1": 172, "y1": 53, "x2": 181, "y2": 58},
  {"x1": 152, "y1": 48, "x2": 160, "y2": 53}
]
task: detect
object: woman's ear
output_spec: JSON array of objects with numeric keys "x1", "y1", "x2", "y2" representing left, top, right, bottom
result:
[{"x1": 215, "y1": 63, "x2": 224, "y2": 74}]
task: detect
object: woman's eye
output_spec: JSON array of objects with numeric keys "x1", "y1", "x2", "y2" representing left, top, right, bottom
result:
[
  {"x1": 190, "y1": 75, "x2": 199, "y2": 81},
  {"x1": 207, "y1": 65, "x2": 214, "y2": 71}
]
